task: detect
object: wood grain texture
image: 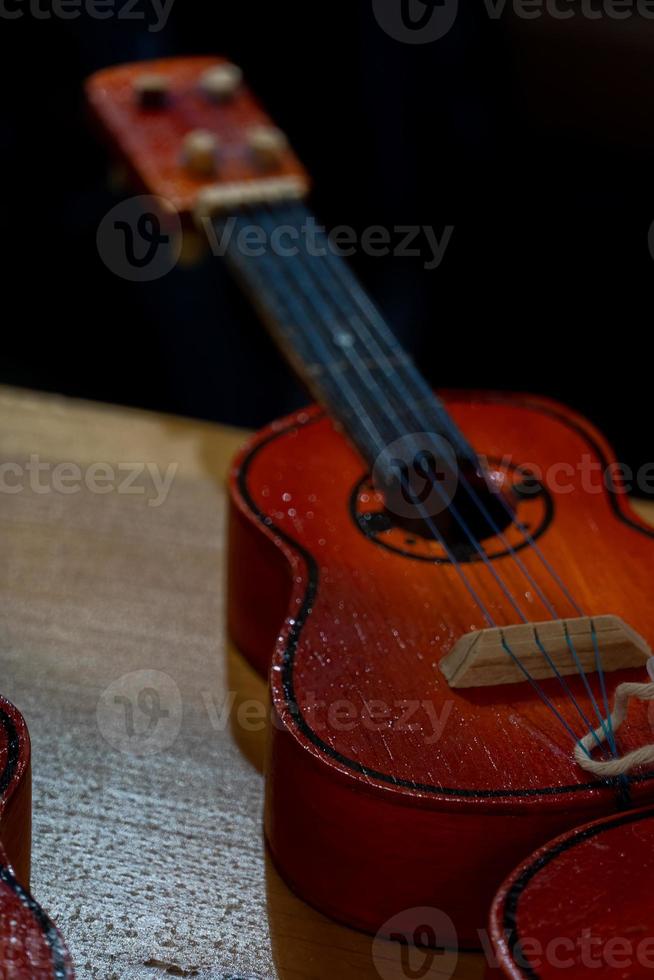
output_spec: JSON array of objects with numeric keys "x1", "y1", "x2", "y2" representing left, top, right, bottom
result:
[
  {"x1": 439, "y1": 616, "x2": 650, "y2": 689},
  {"x1": 228, "y1": 395, "x2": 654, "y2": 946},
  {"x1": 489, "y1": 805, "x2": 654, "y2": 979},
  {"x1": 0, "y1": 385, "x2": 487, "y2": 979}
]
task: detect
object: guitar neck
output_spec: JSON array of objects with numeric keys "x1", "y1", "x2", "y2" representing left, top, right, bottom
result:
[
  {"x1": 211, "y1": 201, "x2": 476, "y2": 469},
  {"x1": 84, "y1": 57, "x2": 475, "y2": 472}
]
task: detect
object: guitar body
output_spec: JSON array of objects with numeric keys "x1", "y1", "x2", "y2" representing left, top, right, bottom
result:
[
  {"x1": 0, "y1": 696, "x2": 73, "y2": 977},
  {"x1": 228, "y1": 392, "x2": 654, "y2": 947},
  {"x1": 85, "y1": 55, "x2": 654, "y2": 955},
  {"x1": 489, "y1": 805, "x2": 654, "y2": 978}
]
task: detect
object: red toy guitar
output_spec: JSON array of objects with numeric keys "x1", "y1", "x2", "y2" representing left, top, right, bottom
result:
[
  {"x1": 489, "y1": 805, "x2": 654, "y2": 978},
  {"x1": 0, "y1": 696, "x2": 73, "y2": 977},
  {"x1": 87, "y1": 56, "x2": 654, "y2": 949}
]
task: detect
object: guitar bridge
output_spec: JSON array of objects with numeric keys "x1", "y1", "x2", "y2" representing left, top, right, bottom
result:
[{"x1": 439, "y1": 615, "x2": 651, "y2": 689}]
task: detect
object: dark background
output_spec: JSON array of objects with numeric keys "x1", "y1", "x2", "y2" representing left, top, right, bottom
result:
[{"x1": 2, "y1": 2, "x2": 654, "y2": 491}]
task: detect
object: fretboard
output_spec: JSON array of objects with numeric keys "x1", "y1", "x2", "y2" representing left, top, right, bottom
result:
[{"x1": 214, "y1": 202, "x2": 475, "y2": 471}]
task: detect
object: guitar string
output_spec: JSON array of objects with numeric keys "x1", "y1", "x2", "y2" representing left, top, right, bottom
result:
[
  {"x1": 220, "y1": 210, "x2": 606, "y2": 758},
  {"x1": 276, "y1": 203, "x2": 616, "y2": 753},
  {"x1": 257, "y1": 205, "x2": 619, "y2": 758},
  {"x1": 286, "y1": 203, "x2": 560, "y2": 617},
  {"x1": 225, "y1": 208, "x2": 610, "y2": 758},
  {"x1": 281, "y1": 220, "x2": 614, "y2": 758},
  {"x1": 287, "y1": 203, "x2": 585, "y2": 612},
  {"x1": 254, "y1": 209, "x2": 536, "y2": 626},
  {"x1": 223, "y1": 227, "x2": 597, "y2": 758},
  {"x1": 272, "y1": 208, "x2": 612, "y2": 750},
  {"x1": 222, "y1": 227, "x2": 495, "y2": 622},
  {"x1": 259, "y1": 203, "x2": 611, "y2": 746},
  {"x1": 289, "y1": 201, "x2": 586, "y2": 618}
]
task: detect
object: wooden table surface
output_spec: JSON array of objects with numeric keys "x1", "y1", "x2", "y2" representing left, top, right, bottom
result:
[{"x1": 1, "y1": 386, "x2": 651, "y2": 980}]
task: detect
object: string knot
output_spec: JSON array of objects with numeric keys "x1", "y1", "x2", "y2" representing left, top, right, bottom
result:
[{"x1": 575, "y1": 680, "x2": 654, "y2": 777}]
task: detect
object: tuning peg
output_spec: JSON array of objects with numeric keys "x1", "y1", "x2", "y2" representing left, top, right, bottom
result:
[
  {"x1": 133, "y1": 73, "x2": 169, "y2": 108},
  {"x1": 182, "y1": 129, "x2": 220, "y2": 177},
  {"x1": 199, "y1": 62, "x2": 243, "y2": 103},
  {"x1": 248, "y1": 126, "x2": 289, "y2": 170}
]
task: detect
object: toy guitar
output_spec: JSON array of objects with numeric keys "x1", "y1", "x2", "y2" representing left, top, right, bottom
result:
[
  {"x1": 0, "y1": 696, "x2": 73, "y2": 977},
  {"x1": 86, "y1": 56, "x2": 654, "y2": 948},
  {"x1": 489, "y1": 805, "x2": 654, "y2": 978}
]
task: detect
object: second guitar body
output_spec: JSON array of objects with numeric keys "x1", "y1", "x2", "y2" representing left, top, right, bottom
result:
[{"x1": 228, "y1": 392, "x2": 654, "y2": 947}]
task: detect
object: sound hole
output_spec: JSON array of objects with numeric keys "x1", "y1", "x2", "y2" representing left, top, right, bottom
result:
[{"x1": 351, "y1": 457, "x2": 553, "y2": 564}]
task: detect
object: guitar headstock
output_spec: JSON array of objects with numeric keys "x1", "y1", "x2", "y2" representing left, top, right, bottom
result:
[{"x1": 85, "y1": 56, "x2": 310, "y2": 220}]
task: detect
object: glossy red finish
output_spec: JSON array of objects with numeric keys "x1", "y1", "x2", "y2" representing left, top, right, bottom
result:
[
  {"x1": 489, "y1": 806, "x2": 654, "y2": 978},
  {"x1": 0, "y1": 695, "x2": 73, "y2": 977},
  {"x1": 228, "y1": 392, "x2": 654, "y2": 946}
]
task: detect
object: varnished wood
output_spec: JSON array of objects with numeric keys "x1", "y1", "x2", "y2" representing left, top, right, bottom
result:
[
  {"x1": 85, "y1": 56, "x2": 310, "y2": 218},
  {"x1": 0, "y1": 695, "x2": 72, "y2": 976},
  {"x1": 440, "y1": 615, "x2": 650, "y2": 689},
  {"x1": 489, "y1": 806, "x2": 654, "y2": 978},
  {"x1": 2, "y1": 384, "x2": 491, "y2": 978},
  {"x1": 83, "y1": 53, "x2": 654, "y2": 962},
  {"x1": 228, "y1": 393, "x2": 654, "y2": 947},
  {"x1": 4, "y1": 385, "x2": 654, "y2": 975}
]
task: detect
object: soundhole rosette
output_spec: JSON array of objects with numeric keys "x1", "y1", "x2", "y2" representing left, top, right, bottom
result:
[{"x1": 351, "y1": 456, "x2": 553, "y2": 564}]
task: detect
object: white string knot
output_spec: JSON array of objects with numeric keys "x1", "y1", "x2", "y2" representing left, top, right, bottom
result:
[{"x1": 575, "y1": 681, "x2": 654, "y2": 777}]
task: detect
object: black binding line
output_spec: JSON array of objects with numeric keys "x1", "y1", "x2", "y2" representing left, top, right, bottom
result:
[
  {"x1": 501, "y1": 806, "x2": 654, "y2": 979},
  {"x1": 237, "y1": 399, "x2": 654, "y2": 800},
  {"x1": 0, "y1": 708, "x2": 70, "y2": 977}
]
